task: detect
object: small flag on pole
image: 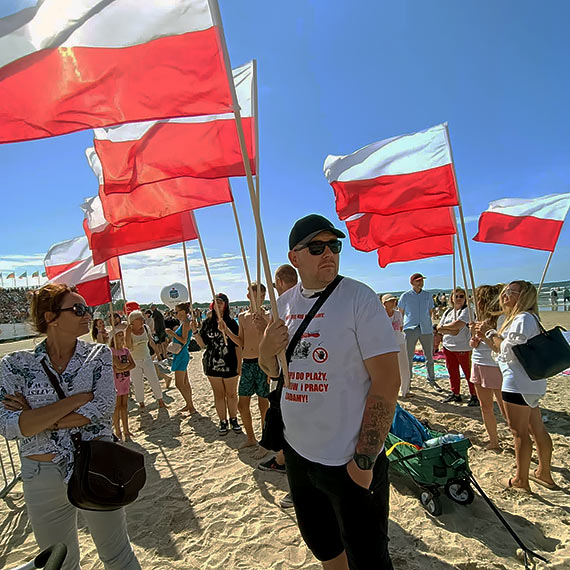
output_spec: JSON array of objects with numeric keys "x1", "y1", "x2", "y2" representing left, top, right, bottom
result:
[
  {"x1": 18, "y1": 271, "x2": 27, "y2": 279},
  {"x1": 32, "y1": 271, "x2": 39, "y2": 278},
  {"x1": 6, "y1": 272, "x2": 15, "y2": 279}
]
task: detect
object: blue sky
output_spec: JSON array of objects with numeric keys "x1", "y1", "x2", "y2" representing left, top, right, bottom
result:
[{"x1": 1, "y1": 0, "x2": 569, "y2": 302}]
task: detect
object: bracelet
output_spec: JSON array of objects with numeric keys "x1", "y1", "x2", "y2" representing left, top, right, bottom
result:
[{"x1": 484, "y1": 329, "x2": 498, "y2": 339}]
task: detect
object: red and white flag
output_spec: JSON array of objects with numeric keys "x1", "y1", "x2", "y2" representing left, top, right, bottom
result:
[
  {"x1": 94, "y1": 61, "x2": 255, "y2": 194},
  {"x1": 44, "y1": 236, "x2": 120, "y2": 306},
  {"x1": 82, "y1": 195, "x2": 199, "y2": 265},
  {"x1": 0, "y1": 0, "x2": 232, "y2": 143},
  {"x1": 324, "y1": 123, "x2": 459, "y2": 220},
  {"x1": 377, "y1": 234, "x2": 454, "y2": 268},
  {"x1": 86, "y1": 148, "x2": 233, "y2": 226},
  {"x1": 473, "y1": 193, "x2": 570, "y2": 252},
  {"x1": 346, "y1": 207, "x2": 456, "y2": 252}
]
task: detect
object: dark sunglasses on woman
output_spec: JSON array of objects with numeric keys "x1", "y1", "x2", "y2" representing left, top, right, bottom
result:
[
  {"x1": 59, "y1": 303, "x2": 93, "y2": 317},
  {"x1": 298, "y1": 239, "x2": 343, "y2": 256}
]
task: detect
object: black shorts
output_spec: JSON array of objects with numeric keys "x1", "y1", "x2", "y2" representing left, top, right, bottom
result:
[
  {"x1": 502, "y1": 391, "x2": 528, "y2": 406},
  {"x1": 283, "y1": 443, "x2": 393, "y2": 569}
]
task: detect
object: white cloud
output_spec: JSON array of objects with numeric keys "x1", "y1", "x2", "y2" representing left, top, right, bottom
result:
[{"x1": 0, "y1": 253, "x2": 45, "y2": 270}]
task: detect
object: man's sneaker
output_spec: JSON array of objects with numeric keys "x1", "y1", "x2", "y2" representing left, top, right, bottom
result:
[
  {"x1": 427, "y1": 378, "x2": 444, "y2": 392},
  {"x1": 279, "y1": 492, "x2": 294, "y2": 508},
  {"x1": 218, "y1": 419, "x2": 229, "y2": 436},
  {"x1": 229, "y1": 417, "x2": 242, "y2": 433},
  {"x1": 467, "y1": 395, "x2": 480, "y2": 407},
  {"x1": 443, "y1": 393, "x2": 462, "y2": 403},
  {"x1": 258, "y1": 456, "x2": 286, "y2": 473}
]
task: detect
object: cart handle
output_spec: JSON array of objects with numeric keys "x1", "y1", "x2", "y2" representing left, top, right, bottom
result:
[{"x1": 385, "y1": 441, "x2": 421, "y2": 457}]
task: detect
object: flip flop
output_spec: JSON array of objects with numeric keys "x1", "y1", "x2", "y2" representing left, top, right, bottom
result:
[
  {"x1": 503, "y1": 477, "x2": 531, "y2": 492},
  {"x1": 529, "y1": 472, "x2": 558, "y2": 490}
]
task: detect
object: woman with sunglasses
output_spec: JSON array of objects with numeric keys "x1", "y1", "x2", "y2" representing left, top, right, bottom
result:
[
  {"x1": 437, "y1": 287, "x2": 479, "y2": 406},
  {"x1": 0, "y1": 283, "x2": 140, "y2": 569},
  {"x1": 90, "y1": 317, "x2": 109, "y2": 344},
  {"x1": 476, "y1": 281, "x2": 555, "y2": 491}
]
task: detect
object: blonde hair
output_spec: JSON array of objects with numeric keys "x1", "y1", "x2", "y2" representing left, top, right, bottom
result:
[
  {"x1": 127, "y1": 310, "x2": 144, "y2": 324},
  {"x1": 498, "y1": 280, "x2": 539, "y2": 334},
  {"x1": 475, "y1": 284, "x2": 504, "y2": 329}
]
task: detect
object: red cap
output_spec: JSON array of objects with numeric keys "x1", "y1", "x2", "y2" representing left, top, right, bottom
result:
[{"x1": 410, "y1": 273, "x2": 426, "y2": 284}]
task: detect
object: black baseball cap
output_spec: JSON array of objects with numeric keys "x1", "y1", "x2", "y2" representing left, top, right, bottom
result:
[{"x1": 289, "y1": 214, "x2": 346, "y2": 251}]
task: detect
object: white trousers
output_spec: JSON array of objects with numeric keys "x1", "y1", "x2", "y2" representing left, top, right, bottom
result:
[
  {"x1": 397, "y1": 343, "x2": 411, "y2": 396},
  {"x1": 131, "y1": 357, "x2": 163, "y2": 403}
]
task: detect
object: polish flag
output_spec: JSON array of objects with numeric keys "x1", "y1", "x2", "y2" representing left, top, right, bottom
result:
[
  {"x1": 324, "y1": 123, "x2": 459, "y2": 220},
  {"x1": 473, "y1": 193, "x2": 570, "y2": 252},
  {"x1": 346, "y1": 207, "x2": 456, "y2": 251},
  {"x1": 377, "y1": 235, "x2": 454, "y2": 268},
  {"x1": 94, "y1": 61, "x2": 255, "y2": 194},
  {"x1": 82, "y1": 195, "x2": 199, "y2": 265},
  {"x1": 86, "y1": 148, "x2": 232, "y2": 226},
  {"x1": 0, "y1": 0, "x2": 232, "y2": 143}
]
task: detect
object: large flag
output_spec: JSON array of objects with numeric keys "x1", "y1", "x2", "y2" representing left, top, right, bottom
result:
[
  {"x1": 82, "y1": 195, "x2": 199, "y2": 265},
  {"x1": 377, "y1": 234, "x2": 454, "y2": 268},
  {"x1": 473, "y1": 193, "x2": 570, "y2": 252},
  {"x1": 94, "y1": 61, "x2": 255, "y2": 194},
  {"x1": 324, "y1": 123, "x2": 459, "y2": 220},
  {"x1": 44, "y1": 236, "x2": 120, "y2": 280},
  {"x1": 346, "y1": 207, "x2": 456, "y2": 252},
  {"x1": 86, "y1": 148, "x2": 233, "y2": 225},
  {"x1": 0, "y1": 0, "x2": 233, "y2": 143}
]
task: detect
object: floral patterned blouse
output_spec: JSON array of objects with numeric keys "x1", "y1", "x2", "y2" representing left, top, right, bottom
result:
[{"x1": 0, "y1": 339, "x2": 115, "y2": 481}]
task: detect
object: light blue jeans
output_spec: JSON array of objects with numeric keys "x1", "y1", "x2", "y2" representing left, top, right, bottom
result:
[
  {"x1": 21, "y1": 457, "x2": 140, "y2": 570},
  {"x1": 404, "y1": 326, "x2": 435, "y2": 382}
]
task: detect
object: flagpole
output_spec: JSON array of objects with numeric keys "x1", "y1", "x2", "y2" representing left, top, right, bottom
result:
[
  {"x1": 444, "y1": 124, "x2": 478, "y2": 319},
  {"x1": 453, "y1": 223, "x2": 474, "y2": 323},
  {"x1": 181, "y1": 241, "x2": 195, "y2": 314},
  {"x1": 253, "y1": 59, "x2": 262, "y2": 313},
  {"x1": 536, "y1": 250, "x2": 555, "y2": 302},
  {"x1": 229, "y1": 189, "x2": 256, "y2": 311},
  {"x1": 209, "y1": 0, "x2": 289, "y2": 384},
  {"x1": 452, "y1": 237, "x2": 457, "y2": 320},
  {"x1": 190, "y1": 211, "x2": 227, "y2": 344},
  {"x1": 12, "y1": 273, "x2": 16, "y2": 287}
]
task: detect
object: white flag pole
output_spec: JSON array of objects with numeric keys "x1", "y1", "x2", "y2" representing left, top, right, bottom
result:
[
  {"x1": 253, "y1": 59, "x2": 262, "y2": 313},
  {"x1": 444, "y1": 124, "x2": 478, "y2": 319},
  {"x1": 181, "y1": 241, "x2": 194, "y2": 315},
  {"x1": 536, "y1": 250, "x2": 555, "y2": 301},
  {"x1": 209, "y1": 0, "x2": 289, "y2": 384},
  {"x1": 190, "y1": 211, "x2": 227, "y2": 344},
  {"x1": 0, "y1": 273, "x2": 3, "y2": 287}
]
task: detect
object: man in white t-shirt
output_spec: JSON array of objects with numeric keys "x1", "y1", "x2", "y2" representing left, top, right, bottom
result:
[{"x1": 260, "y1": 214, "x2": 400, "y2": 570}]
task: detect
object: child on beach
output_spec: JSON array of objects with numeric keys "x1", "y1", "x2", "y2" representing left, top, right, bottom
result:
[{"x1": 110, "y1": 330, "x2": 136, "y2": 441}]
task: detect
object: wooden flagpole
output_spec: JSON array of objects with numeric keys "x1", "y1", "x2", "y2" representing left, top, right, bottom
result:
[
  {"x1": 452, "y1": 237, "x2": 457, "y2": 319},
  {"x1": 253, "y1": 59, "x2": 262, "y2": 313},
  {"x1": 453, "y1": 223, "x2": 474, "y2": 323},
  {"x1": 190, "y1": 211, "x2": 227, "y2": 344},
  {"x1": 210, "y1": 0, "x2": 289, "y2": 384},
  {"x1": 536, "y1": 250, "x2": 555, "y2": 301},
  {"x1": 444, "y1": 124, "x2": 478, "y2": 319},
  {"x1": 230, "y1": 190, "x2": 256, "y2": 311},
  {"x1": 181, "y1": 241, "x2": 194, "y2": 316}
]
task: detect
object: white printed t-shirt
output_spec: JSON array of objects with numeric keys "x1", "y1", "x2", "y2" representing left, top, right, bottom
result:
[
  {"x1": 439, "y1": 307, "x2": 471, "y2": 352},
  {"x1": 278, "y1": 277, "x2": 399, "y2": 466}
]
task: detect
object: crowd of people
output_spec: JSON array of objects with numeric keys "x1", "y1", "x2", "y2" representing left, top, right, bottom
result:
[
  {"x1": 0, "y1": 213, "x2": 562, "y2": 570},
  {"x1": 0, "y1": 287, "x2": 32, "y2": 323}
]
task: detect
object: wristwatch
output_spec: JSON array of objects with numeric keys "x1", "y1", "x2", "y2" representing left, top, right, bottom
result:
[
  {"x1": 485, "y1": 329, "x2": 498, "y2": 339},
  {"x1": 353, "y1": 452, "x2": 377, "y2": 470}
]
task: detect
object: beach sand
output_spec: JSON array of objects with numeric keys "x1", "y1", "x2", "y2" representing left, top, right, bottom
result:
[{"x1": 1, "y1": 313, "x2": 569, "y2": 569}]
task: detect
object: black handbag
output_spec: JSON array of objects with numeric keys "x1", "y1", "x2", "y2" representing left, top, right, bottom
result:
[
  {"x1": 41, "y1": 359, "x2": 146, "y2": 511},
  {"x1": 511, "y1": 315, "x2": 570, "y2": 380},
  {"x1": 259, "y1": 276, "x2": 343, "y2": 451}
]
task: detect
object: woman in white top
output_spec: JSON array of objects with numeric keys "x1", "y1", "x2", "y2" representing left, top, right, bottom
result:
[
  {"x1": 382, "y1": 294, "x2": 411, "y2": 397},
  {"x1": 437, "y1": 287, "x2": 478, "y2": 406},
  {"x1": 476, "y1": 281, "x2": 555, "y2": 491},
  {"x1": 469, "y1": 284, "x2": 506, "y2": 450},
  {"x1": 125, "y1": 310, "x2": 166, "y2": 410}
]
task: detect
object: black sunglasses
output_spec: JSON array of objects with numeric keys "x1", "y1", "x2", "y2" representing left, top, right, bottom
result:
[
  {"x1": 298, "y1": 239, "x2": 342, "y2": 256},
  {"x1": 59, "y1": 303, "x2": 93, "y2": 317}
]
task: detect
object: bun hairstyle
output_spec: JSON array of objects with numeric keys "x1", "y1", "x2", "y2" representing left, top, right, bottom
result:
[
  {"x1": 29, "y1": 283, "x2": 78, "y2": 334},
  {"x1": 175, "y1": 302, "x2": 191, "y2": 313}
]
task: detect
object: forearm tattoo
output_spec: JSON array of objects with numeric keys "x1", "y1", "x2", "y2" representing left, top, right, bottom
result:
[{"x1": 357, "y1": 395, "x2": 396, "y2": 455}]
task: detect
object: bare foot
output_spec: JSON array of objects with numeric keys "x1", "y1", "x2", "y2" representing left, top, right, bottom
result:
[
  {"x1": 239, "y1": 438, "x2": 258, "y2": 449},
  {"x1": 253, "y1": 446, "x2": 269, "y2": 460},
  {"x1": 485, "y1": 442, "x2": 501, "y2": 451},
  {"x1": 124, "y1": 432, "x2": 133, "y2": 442}
]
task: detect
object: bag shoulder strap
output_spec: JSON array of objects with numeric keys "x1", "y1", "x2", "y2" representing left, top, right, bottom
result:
[
  {"x1": 40, "y1": 358, "x2": 66, "y2": 400},
  {"x1": 528, "y1": 312, "x2": 546, "y2": 334},
  {"x1": 277, "y1": 275, "x2": 344, "y2": 390}
]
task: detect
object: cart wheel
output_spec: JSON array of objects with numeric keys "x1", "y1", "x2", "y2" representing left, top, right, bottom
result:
[
  {"x1": 444, "y1": 480, "x2": 474, "y2": 505},
  {"x1": 420, "y1": 491, "x2": 442, "y2": 516}
]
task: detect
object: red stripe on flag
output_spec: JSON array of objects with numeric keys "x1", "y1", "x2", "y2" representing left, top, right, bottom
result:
[
  {"x1": 45, "y1": 262, "x2": 82, "y2": 280},
  {"x1": 377, "y1": 235, "x2": 454, "y2": 268},
  {"x1": 99, "y1": 177, "x2": 233, "y2": 226},
  {"x1": 96, "y1": 118, "x2": 255, "y2": 194},
  {"x1": 333, "y1": 164, "x2": 458, "y2": 220},
  {"x1": 473, "y1": 212, "x2": 563, "y2": 252},
  {"x1": 0, "y1": 29, "x2": 232, "y2": 143},
  {"x1": 347, "y1": 207, "x2": 456, "y2": 252},
  {"x1": 75, "y1": 277, "x2": 111, "y2": 307}
]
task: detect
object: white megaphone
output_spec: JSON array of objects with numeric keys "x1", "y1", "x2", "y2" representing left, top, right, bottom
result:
[{"x1": 160, "y1": 283, "x2": 189, "y2": 308}]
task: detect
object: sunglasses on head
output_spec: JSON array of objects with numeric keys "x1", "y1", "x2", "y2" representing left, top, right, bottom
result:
[
  {"x1": 297, "y1": 239, "x2": 342, "y2": 256},
  {"x1": 58, "y1": 303, "x2": 93, "y2": 317}
]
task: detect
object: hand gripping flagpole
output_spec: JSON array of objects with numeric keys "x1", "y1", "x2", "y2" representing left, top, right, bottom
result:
[
  {"x1": 229, "y1": 186, "x2": 256, "y2": 312},
  {"x1": 190, "y1": 211, "x2": 227, "y2": 344},
  {"x1": 210, "y1": 0, "x2": 289, "y2": 385},
  {"x1": 444, "y1": 124, "x2": 478, "y2": 320},
  {"x1": 253, "y1": 59, "x2": 262, "y2": 314}
]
